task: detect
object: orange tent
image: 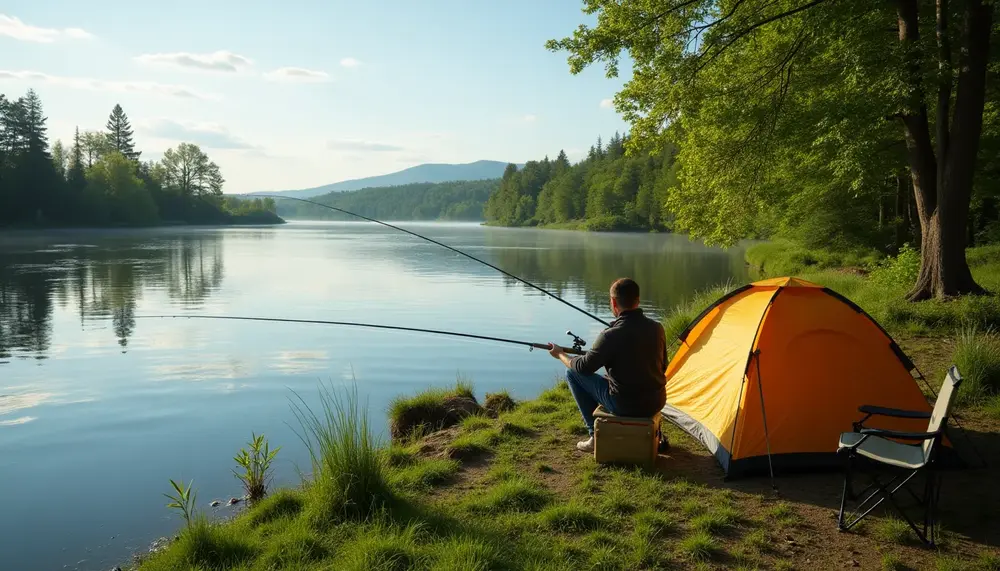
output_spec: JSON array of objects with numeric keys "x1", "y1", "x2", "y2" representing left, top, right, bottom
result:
[{"x1": 663, "y1": 277, "x2": 935, "y2": 478}]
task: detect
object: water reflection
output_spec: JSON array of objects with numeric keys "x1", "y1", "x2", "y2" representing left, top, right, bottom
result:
[{"x1": 0, "y1": 233, "x2": 226, "y2": 360}]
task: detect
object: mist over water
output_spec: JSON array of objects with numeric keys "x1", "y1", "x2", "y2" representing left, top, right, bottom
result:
[{"x1": 0, "y1": 221, "x2": 747, "y2": 570}]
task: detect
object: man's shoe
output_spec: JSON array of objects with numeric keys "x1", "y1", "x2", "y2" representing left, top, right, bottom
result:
[{"x1": 576, "y1": 436, "x2": 594, "y2": 453}]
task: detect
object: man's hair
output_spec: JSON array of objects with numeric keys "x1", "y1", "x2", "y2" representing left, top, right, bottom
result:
[{"x1": 610, "y1": 278, "x2": 640, "y2": 309}]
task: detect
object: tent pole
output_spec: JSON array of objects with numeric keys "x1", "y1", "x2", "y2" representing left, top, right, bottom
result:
[{"x1": 754, "y1": 351, "x2": 778, "y2": 491}]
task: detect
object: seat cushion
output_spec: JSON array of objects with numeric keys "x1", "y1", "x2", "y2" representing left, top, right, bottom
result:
[
  {"x1": 839, "y1": 432, "x2": 926, "y2": 470},
  {"x1": 593, "y1": 405, "x2": 659, "y2": 424}
]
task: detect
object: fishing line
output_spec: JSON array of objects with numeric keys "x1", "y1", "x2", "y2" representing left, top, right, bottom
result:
[
  {"x1": 249, "y1": 194, "x2": 611, "y2": 326},
  {"x1": 135, "y1": 314, "x2": 585, "y2": 355}
]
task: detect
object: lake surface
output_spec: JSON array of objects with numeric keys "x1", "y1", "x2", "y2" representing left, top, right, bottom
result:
[{"x1": 0, "y1": 221, "x2": 748, "y2": 570}]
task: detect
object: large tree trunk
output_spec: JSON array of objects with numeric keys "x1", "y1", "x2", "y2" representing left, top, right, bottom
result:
[{"x1": 896, "y1": 0, "x2": 991, "y2": 300}]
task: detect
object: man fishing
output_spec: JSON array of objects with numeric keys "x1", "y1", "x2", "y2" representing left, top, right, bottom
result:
[{"x1": 547, "y1": 278, "x2": 667, "y2": 453}]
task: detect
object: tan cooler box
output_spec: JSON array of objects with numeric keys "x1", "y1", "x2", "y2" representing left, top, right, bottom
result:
[{"x1": 593, "y1": 405, "x2": 661, "y2": 469}]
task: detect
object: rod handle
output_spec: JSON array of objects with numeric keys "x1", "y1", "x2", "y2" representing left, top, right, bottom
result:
[{"x1": 531, "y1": 343, "x2": 585, "y2": 356}]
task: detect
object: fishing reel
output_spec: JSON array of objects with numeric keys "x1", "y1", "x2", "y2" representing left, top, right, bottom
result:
[{"x1": 566, "y1": 330, "x2": 587, "y2": 353}]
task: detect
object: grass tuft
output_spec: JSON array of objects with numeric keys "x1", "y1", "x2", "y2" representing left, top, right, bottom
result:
[
  {"x1": 691, "y1": 510, "x2": 735, "y2": 536},
  {"x1": 766, "y1": 502, "x2": 800, "y2": 527},
  {"x1": 290, "y1": 382, "x2": 391, "y2": 526},
  {"x1": 740, "y1": 529, "x2": 770, "y2": 553},
  {"x1": 881, "y1": 552, "x2": 906, "y2": 571},
  {"x1": 460, "y1": 415, "x2": 494, "y2": 432},
  {"x1": 447, "y1": 429, "x2": 500, "y2": 459},
  {"x1": 873, "y1": 516, "x2": 915, "y2": 545},
  {"x1": 388, "y1": 379, "x2": 481, "y2": 440},
  {"x1": 256, "y1": 522, "x2": 328, "y2": 568},
  {"x1": 954, "y1": 325, "x2": 1000, "y2": 403},
  {"x1": 978, "y1": 551, "x2": 1000, "y2": 571},
  {"x1": 336, "y1": 522, "x2": 422, "y2": 571},
  {"x1": 430, "y1": 536, "x2": 501, "y2": 571},
  {"x1": 465, "y1": 477, "x2": 551, "y2": 514},
  {"x1": 982, "y1": 394, "x2": 1000, "y2": 420},
  {"x1": 244, "y1": 488, "x2": 305, "y2": 527},
  {"x1": 681, "y1": 498, "x2": 706, "y2": 517},
  {"x1": 678, "y1": 530, "x2": 720, "y2": 561},
  {"x1": 389, "y1": 458, "x2": 460, "y2": 491},
  {"x1": 633, "y1": 510, "x2": 677, "y2": 539},
  {"x1": 538, "y1": 503, "x2": 604, "y2": 531},
  {"x1": 142, "y1": 517, "x2": 255, "y2": 569},
  {"x1": 483, "y1": 390, "x2": 517, "y2": 417}
]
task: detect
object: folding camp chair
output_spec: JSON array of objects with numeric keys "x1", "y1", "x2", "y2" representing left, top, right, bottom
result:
[{"x1": 836, "y1": 365, "x2": 962, "y2": 546}]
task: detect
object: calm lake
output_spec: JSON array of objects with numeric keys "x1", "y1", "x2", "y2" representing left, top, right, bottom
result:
[{"x1": 0, "y1": 221, "x2": 748, "y2": 570}]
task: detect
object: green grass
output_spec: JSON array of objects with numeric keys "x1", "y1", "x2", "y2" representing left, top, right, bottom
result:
[
  {"x1": 979, "y1": 551, "x2": 1000, "y2": 571},
  {"x1": 139, "y1": 372, "x2": 981, "y2": 571},
  {"x1": 290, "y1": 383, "x2": 391, "y2": 526},
  {"x1": 766, "y1": 502, "x2": 800, "y2": 527},
  {"x1": 953, "y1": 325, "x2": 1000, "y2": 404},
  {"x1": 745, "y1": 240, "x2": 881, "y2": 277},
  {"x1": 447, "y1": 428, "x2": 501, "y2": 458},
  {"x1": 459, "y1": 414, "x2": 494, "y2": 432},
  {"x1": 389, "y1": 458, "x2": 461, "y2": 491},
  {"x1": 873, "y1": 516, "x2": 915, "y2": 545},
  {"x1": 464, "y1": 477, "x2": 551, "y2": 514},
  {"x1": 538, "y1": 503, "x2": 604, "y2": 531},
  {"x1": 983, "y1": 394, "x2": 1000, "y2": 420},
  {"x1": 678, "y1": 530, "x2": 720, "y2": 561},
  {"x1": 388, "y1": 379, "x2": 480, "y2": 440},
  {"x1": 690, "y1": 508, "x2": 738, "y2": 536},
  {"x1": 881, "y1": 552, "x2": 906, "y2": 571}
]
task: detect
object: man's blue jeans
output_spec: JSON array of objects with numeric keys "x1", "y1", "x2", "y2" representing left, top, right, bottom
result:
[{"x1": 566, "y1": 368, "x2": 618, "y2": 436}]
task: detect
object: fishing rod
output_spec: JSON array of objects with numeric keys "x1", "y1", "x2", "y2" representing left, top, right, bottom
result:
[
  {"x1": 135, "y1": 314, "x2": 587, "y2": 355},
  {"x1": 248, "y1": 193, "x2": 611, "y2": 327}
]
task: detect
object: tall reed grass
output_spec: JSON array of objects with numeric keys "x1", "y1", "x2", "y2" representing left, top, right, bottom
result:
[{"x1": 289, "y1": 382, "x2": 391, "y2": 525}]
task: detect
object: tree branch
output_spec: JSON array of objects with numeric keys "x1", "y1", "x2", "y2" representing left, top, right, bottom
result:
[{"x1": 691, "y1": 0, "x2": 830, "y2": 76}]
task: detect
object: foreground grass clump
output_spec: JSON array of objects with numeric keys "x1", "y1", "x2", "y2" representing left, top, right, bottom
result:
[
  {"x1": 953, "y1": 325, "x2": 1000, "y2": 404},
  {"x1": 291, "y1": 383, "x2": 391, "y2": 525}
]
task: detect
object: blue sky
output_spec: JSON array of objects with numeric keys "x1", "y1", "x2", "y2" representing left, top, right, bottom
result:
[{"x1": 1, "y1": 0, "x2": 631, "y2": 193}]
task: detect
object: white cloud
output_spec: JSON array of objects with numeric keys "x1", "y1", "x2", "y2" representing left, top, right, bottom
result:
[
  {"x1": 340, "y1": 57, "x2": 361, "y2": 68},
  {"x1": 0, "y1": 14, "x2": 94, "y2": 43},
  {"x1": 264, "y1": 67, "x2": 330, "y2": 82},
  {"x1": 600, "y1": 98, "x2": 614, "y2": 109},
  {"x1": 327, "y1": 139, "x2": 404, "y2": 152},
  {"x1": 0, "y1": 70, "x2": 217, "y2": 99},
  {"x1": 139, "y1": 119, "x2": 255, "y2": 149},
  {"x1": 522, "y1": 114, "x2": 538, "y2": 123},
  {"x1": 0, "y1": 416, "x2": 36, "y2": 426},
  {"x1": 134, "y1": 50, "x2": 253, "y2": 73}
]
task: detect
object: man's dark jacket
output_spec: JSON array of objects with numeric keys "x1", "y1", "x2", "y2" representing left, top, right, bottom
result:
[{"x1": 570, "y1": 308, "x2": 667, "y2": 416}]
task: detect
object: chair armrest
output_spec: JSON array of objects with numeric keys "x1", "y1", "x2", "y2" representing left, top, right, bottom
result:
[
  {"x1": 858, "y1": 405, "x2": 931, "y2": 419},
  {"x1": 859, "y1": 427, "x2": 941, "y2": 441}
]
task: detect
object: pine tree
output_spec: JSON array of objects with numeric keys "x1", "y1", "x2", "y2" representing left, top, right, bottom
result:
[
  {"x1": 51, "y1": 140, "x2": 67, "y2": 179},
  {"x1": 105, "y1": 104, "x2": 140, "y2": 161},
  {"x1": 23, "y1": 89, "x2": 49, "y2": 157},
  {"x1": 68, "y1": 127, "x2": 86, "y2": 190}
]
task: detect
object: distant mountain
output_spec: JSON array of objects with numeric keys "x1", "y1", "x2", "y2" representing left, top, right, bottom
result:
[{"x1": 250, "y1": 160, "x2": 517, "y2": 199}]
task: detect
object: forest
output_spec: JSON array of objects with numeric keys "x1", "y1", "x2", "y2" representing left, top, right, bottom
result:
[
  {"x1": 483, "y1": 136, "x2": 676, "y2": 232},
  {"x1": 0, "y1": 89, "x2": 280, "y2": 228},
  {"x1": 487, "y1": 0, "x2": 1000, "y2": 301},
  {"x1": 276, "y1": 179, "x2": 497, "y2": 221}
]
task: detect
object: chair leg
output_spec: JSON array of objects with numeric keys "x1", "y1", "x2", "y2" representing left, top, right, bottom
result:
[{"x1": 838, "y1": 452, "x2": 853, "y2": 530}]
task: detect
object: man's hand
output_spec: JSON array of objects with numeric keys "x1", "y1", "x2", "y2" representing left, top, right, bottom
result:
[{"x1": 547, "y1": 342, "x2": 566, "y2": 359}]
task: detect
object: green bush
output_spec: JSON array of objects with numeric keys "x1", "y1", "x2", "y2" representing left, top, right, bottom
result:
[{"x1": 868, "y1": 244, "x2": 921, "y2": 289}]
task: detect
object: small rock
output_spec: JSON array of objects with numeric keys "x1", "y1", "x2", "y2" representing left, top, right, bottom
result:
[
  {"x1": 227, "y1": 497, "x2": 242, "y2": 506},
  {"x1": 851, "y1": 560, "x2": 860, "y2": 567},
  {"x1": 210, "y1": 500, "x2": 221, "y2": 507},
  {"x1": 110, "y1": 567, "x2": 122, "y2": 571}
]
